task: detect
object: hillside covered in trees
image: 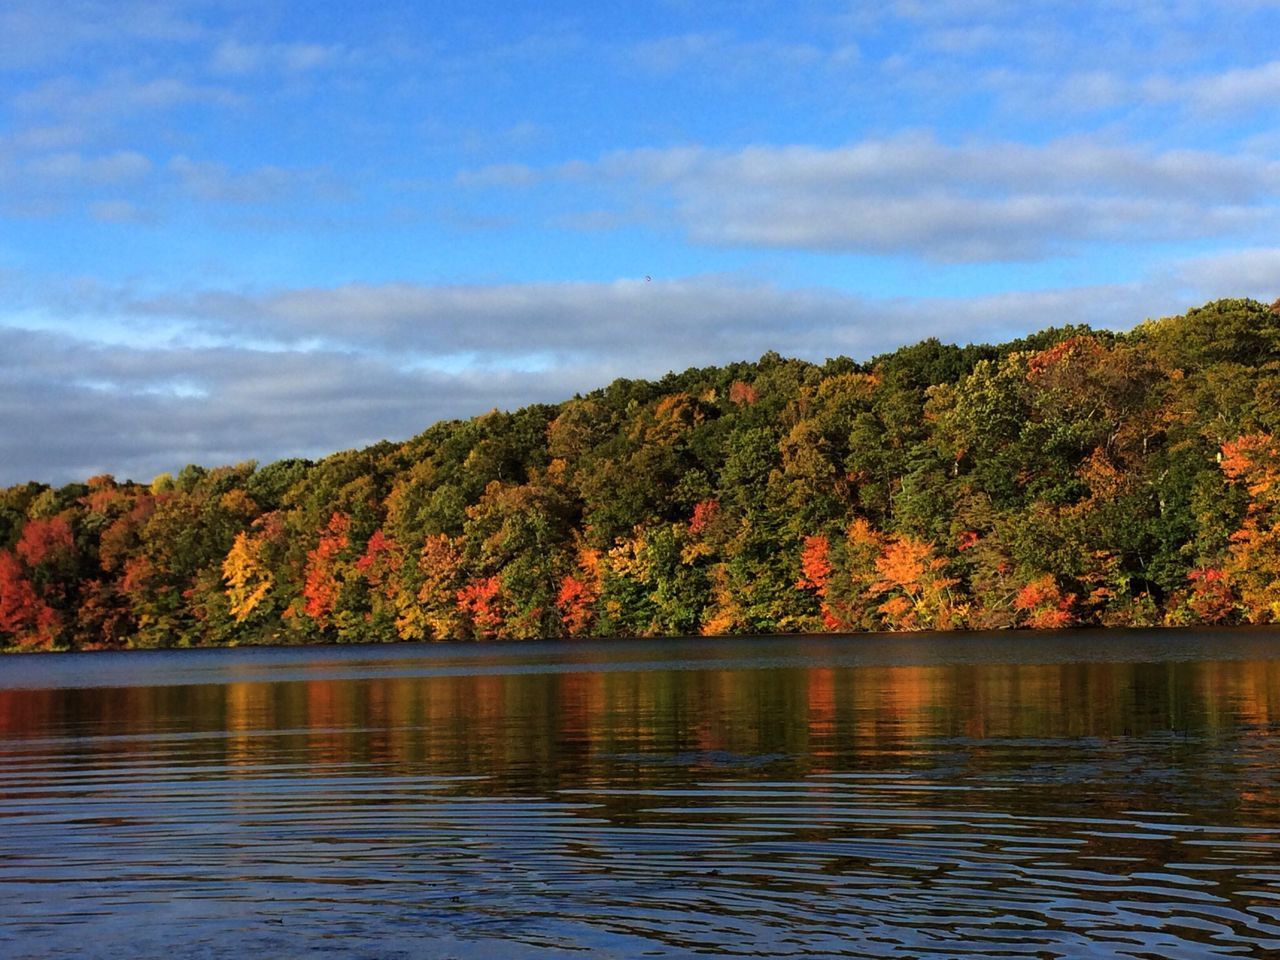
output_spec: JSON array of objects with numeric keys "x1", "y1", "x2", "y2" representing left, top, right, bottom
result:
[{"x1": 4, "y1": 297, "x2": 1280, "y2": 652}]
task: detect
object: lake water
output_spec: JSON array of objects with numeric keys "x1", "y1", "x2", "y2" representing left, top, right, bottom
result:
[{"x1": 4, "y1": 630, "x2": 1280, "y2": 959}]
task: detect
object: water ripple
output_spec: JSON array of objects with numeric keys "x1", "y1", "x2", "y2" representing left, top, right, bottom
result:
[{"x1": 4, "y1": 639, "x2": 1280, "y2": 958}]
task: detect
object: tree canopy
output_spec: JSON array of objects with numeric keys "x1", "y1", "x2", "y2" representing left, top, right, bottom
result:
[{"x1": 4, "y1": 298, "x2": 1280, "y2": 651}]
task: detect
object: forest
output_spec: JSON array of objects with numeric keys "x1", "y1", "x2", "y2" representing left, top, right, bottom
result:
[{"x1": 3, "y1": 297, "x2": 1280, "y2": 651}]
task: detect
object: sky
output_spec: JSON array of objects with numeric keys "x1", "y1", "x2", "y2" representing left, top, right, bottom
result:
[{"x1": 2, "y1": 0, "x2": 1280, "y2": 485}]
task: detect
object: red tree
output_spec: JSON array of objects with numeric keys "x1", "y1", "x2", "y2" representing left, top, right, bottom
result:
[
  {"x1": 689, "y1": 499, "x2": 721, "y2": 536},
  {"x1": 457, "y1": 576, "x2": 504, "y2": 637},
  {"x1": 1014, "y1": 575, "x2": 1076, "y2": 629},
  {"x1": 302, "y1": 513, "x2": 351, "y2": 626},
  {"x1": 17, "y1": 517, "x2": 75, "y2": 570},
  {"x1": 0, "y1": 551, "x2": 59, "y2": 650}
]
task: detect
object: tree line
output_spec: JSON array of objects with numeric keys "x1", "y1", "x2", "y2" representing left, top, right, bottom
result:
[{"x1": 3, "y1": 297, "x2": 1280, "y2": 651}]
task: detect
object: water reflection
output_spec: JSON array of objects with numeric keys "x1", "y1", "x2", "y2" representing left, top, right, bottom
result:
[{"x1": 3, "y1": 637, "x2": 1280, "y2": 957}]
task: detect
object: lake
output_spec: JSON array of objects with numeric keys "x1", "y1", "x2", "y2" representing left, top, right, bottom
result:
[{"x1": 4, "y1": 630, "x2": 1280, "y2": 958}]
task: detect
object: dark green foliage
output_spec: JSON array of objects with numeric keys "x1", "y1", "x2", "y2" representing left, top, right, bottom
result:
[
  {"x1": 1137, "y1": 299, "x2": 1280, "y2": 370},
  {"x1": 247, "y1": 458, "x2": 312, "y2": 510},
  {"x1": 872, "y1": 337, "x2": 997, "y2": 391}
]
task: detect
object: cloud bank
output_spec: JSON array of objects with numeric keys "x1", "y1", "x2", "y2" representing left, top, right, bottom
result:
[
  {"x1": 5, "y1": 251, "x2": 1276, "y2": 486},
  {"x1": 466, "y1": 137, "x2": 1280, "y2": 261}
]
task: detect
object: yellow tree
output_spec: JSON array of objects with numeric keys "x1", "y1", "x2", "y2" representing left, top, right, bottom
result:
[
  {"x1": 412, "y1": 533, "x2": 469, "y2": 640},
  {"x1": 223, "y1": 531, "x2": 273, "y2": 624},
  {"x1": 701, "y1": 563, "x2": 744, "y2": 636},
  {"x1": 1220, "y1": 433, "x2": 1280, "y2": 621}
]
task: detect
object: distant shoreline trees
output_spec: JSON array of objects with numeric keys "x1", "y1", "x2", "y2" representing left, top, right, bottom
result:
[{"x1": 3, "y1": 297, "x2": 1280, "y2": 651}]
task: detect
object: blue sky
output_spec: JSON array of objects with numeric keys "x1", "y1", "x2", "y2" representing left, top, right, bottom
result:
[{"x1": 3, "y1": 0, "x2": 1279, "y2": 484}]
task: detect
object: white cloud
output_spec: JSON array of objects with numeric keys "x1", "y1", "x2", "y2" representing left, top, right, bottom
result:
[
  {"x1": 918, "y1": 24, "x2": 1006, "y2": 54},
  {"x1": 829, "y1": 4, "x2": 1280, "y2": 126},
  {"x1": 455, "y1": 163, "x2": 540, "y2": 188},
  {"x1": 168, "y1": 156, "x2": 294, "y2": 205},
  {"x1": 629, "y1": 31, "x2": 836, "y2": 77},
  {"x1": 6, "y1": 123, "x2": 95, "y2": 151},
  {"x1": 13, "y1": 74, "x2": 240, "y2": 118},
  {"x1": 464, "y1": 136, "x2": 1280, "y2": 261},
  {"x1": 89, "y1": 199, "x2": 150, "y2": 223},
  {"x1": 26, "y1": 151, "x2": 152, "y2": 185},
  {"x1": 0, "y1": 325, "x2": 617, "y2": 485},
  {"x1": 0, "y1": 150, "x2": 153, "y2": 217},
  {"x1": 0, "y1": 0, "x2": 204, "y2": 71},
  {"x1": 1174, "y1": 247, "x2": 1280, "y2": 297},
  {"x1": 1182, "y1": 59, "x2": 1280, "y2": 113},
  {"x1": 210, "y1": 39, "x2": 350, "y2": 75},
  {"x1": 130, "y1": 278, "x2": 878, "y2": 364},
  {"x1": 3, "y1": 258, "x2": 1275, "y2": 485}
]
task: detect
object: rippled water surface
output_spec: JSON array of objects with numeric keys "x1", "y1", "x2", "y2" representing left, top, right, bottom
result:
[{"x1": 5, "y1": 630, "x2": 1280, "y2": 958}]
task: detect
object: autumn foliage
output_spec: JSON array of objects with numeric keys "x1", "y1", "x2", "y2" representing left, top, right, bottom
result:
[
  {"x1": 0, "y1": 551, "x2": 58, "y2": 650},
  {"x1": 457, "y1": 576, "x2": 504, "y2": 637},
  {"x1": 1013, "y1": 575, "x2": 1076, "y2": 629},
  {"x1": 302, "y1": 512, "x2": 351, "y2": 627},
  {"x1": 4, "y1": 297, "x2": 1280, "y2": 650}
]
